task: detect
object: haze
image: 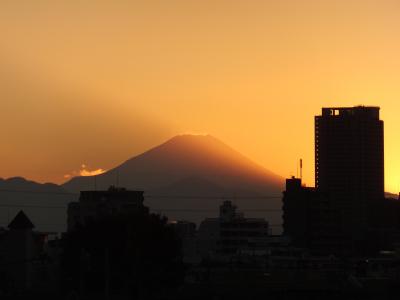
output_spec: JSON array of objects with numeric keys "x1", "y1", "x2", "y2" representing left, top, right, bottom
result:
[{"x1": 1, "y1": 0, "x2": 400, "y2": 193}]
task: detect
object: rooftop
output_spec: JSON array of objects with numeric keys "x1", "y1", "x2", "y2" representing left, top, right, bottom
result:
[
  {"x1": 8, "y1": 210, "x2": 35, "y2": 230},
  {"x1": 320, "y1": 106, "x2": 380, "y2": 119}
]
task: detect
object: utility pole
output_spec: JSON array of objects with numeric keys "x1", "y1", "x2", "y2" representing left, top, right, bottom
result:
[{"x1": 300, "y1": 159, "x2": 303, "y2": 181}]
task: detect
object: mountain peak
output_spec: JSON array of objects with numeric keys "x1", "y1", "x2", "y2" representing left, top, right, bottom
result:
[
  {"x1": 161, "y1": 134, "x2": 221, "y2": 148},
  {"x1": 63, "y1": 134, "x2": 283, "y2": 192},
  {"x1": 151, "y1": 134, "x2": 247, "y2": 159},
  {"x1": 170, "y1": 133, "x2": 214, "y2": 139},
  {"x1": 62, "y1": 134, "x2": 284, "y2": 225}
]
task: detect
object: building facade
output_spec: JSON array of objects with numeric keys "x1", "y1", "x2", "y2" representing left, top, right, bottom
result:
[
  {"x1": 67, "y1": 186, "x2": 147, "y2": 231},
  {"x1": 315, "y1": 106, "x2": 384, "y2": 250},
  {"x1": 0, "y1": 211, "x2": 51, "y2": 291},
  {"x1": 282, "y1": 177, "x2": 346, "y2": 255},
  {"x1": 283, "y1": 106, "x2": 398, "y2": 255},
  {"x1": 316, "y1": 106, "x2": 384, "y2": 235},
  {"x1": 197, "y1": 201, "x2": 270, "y2": 258}
]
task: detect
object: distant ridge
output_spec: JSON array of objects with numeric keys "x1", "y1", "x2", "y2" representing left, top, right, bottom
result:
[
  {"x1": 0, "y1": 177, "x2": 63, "y2": 192},
  {"x1": 0, "y1": 177, "x2": 76, "y2": 232}
]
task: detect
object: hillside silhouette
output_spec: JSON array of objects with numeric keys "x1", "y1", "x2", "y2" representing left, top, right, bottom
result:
[
  {"x1": 0, "y1": 177, "x2": 75, "y2": 232},
  {"x1": 63, "y1": 135, "x2": 282, "y2": 191},
  {"x1": 63, "y1": 135, "x2": 284, "y2": 227}
]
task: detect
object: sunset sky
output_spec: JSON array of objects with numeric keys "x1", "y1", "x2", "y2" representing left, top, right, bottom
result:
[{"x1": 1, "y1": 0, "x2": 400, "y2": 193}]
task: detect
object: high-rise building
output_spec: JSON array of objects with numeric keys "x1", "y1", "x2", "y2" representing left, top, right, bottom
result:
[
  {"x1": 315, "y1": 106, "x2": 384, "y2": 249},
  {"x1": 315, "y1": 106, "x2": 384, "y2": 198},
  {"x1": 283, "y1": 106, "x2": 391, "y2": 255}
]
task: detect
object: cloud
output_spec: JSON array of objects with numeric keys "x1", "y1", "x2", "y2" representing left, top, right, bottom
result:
[
  {"x1": 64, "y1": 163, "x2": 106, "y2": 179},
  {"x1": 79, "y1": 167, "x2": 106, "y2": 176}
]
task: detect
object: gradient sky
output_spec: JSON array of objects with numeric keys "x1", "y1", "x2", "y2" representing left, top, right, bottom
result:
[{"x1": 1, "y1": 0, "x2": 400, "y2": 193}]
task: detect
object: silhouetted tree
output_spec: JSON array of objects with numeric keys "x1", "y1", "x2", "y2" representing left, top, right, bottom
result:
[{"x1": 61, "y1": 211, "x2": 184, "y2": 299}]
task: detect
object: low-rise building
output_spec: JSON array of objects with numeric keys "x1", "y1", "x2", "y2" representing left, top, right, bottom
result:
[
  {"x1": 0, "y1": 211, "x2": 52, "y2": 291},
  {"x1": 283, "y1": 176, "x2": 349, "y2": 255},
  {"x1": 283, "y1": 176, "x2": 400, "y2": 256},
  {"x1": 67, "y1": 186, "x2": 148, "y2": 231},
  {"x1": 197, "y1": 201, "x2": 270, "y2": 258}
]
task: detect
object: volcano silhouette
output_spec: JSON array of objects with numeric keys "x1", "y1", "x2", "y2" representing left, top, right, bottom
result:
[{"x1": 63, "y1": 135, "x2": 284, "y2": 229}]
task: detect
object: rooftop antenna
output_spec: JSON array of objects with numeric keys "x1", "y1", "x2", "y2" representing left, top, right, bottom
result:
[
  {"x1": 116, "y1": 170, "x2": 120, "y2": 188},
  {"x1": 300, "y1": 159, "x2": 303, "y2": 181}
]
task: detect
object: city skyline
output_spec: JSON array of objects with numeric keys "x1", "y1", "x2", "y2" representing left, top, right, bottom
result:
[{"x1": 3, "y1": 2, "x2": 400, "y2": 298}]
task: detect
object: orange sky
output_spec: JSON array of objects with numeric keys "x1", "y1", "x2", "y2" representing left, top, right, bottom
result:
[{"x1": 1, "y1": 0, "x2": 400, "y2": 193}]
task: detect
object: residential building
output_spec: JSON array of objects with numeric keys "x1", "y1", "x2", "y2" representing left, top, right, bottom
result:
[
  {"x1": 0, "y1": 211, "x2": 50, "y2": 291},
  {"x1": 283, "y1": 106, "x2": 400, "y2": 255},
  {"x1": 67, "y1": 186, "x2": 148, "y2": 231},
  {"x1": 197, "y1": 201, "x2": 270, "y2": 258},
  {"x1": 315, "y1": 106, "x2": 384, "y2": 247},
  {"x1": 282, "y1": 177, "x2": 346, "y2": 255}
]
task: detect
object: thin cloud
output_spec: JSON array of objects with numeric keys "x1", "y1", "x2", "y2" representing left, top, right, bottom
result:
[
  {"x1": 79, "y1": 167, "x2": 106, "y2": 176},
  {"x1": 64, "y1": 164, "x2": 106, "y2": 179}
]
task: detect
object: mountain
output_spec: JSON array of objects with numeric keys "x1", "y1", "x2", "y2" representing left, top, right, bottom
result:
[
  {"x1": 0, "y1": 177, "x2": 77, "y2": 232},
  {"x1": 63, "y1": 134, "x2": 283, "y2": 192},
  {"x1": 63, "y1": 135, "x2": 285, "y2": 230},
  {"x1": 0, "y1": 177, "x2": 62, "y2": 192}
]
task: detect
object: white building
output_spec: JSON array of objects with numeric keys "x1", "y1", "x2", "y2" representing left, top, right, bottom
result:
[{"x1": 197, "y1": 201, "x2": 270, "y2": 258}]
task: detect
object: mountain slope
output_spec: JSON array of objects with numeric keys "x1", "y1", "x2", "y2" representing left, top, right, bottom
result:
[
  {"x1": 63, "y1": 134, "x2": 283, "y2": 193},
  {"x1": 62, "y1": 135, "x2": 284, "y2": 230}
]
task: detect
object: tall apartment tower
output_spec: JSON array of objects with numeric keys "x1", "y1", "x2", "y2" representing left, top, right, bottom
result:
[{"x1": 315, "y1": 106, "x2": 384, "y2": 245}]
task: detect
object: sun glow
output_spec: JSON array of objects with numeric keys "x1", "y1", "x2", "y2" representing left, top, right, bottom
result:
[{"x1": 1, "y1": 1, "x2": 400, "y2": 190}]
